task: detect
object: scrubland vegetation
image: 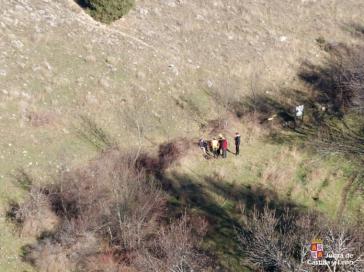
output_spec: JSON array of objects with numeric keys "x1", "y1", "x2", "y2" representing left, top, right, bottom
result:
[
  {"x1": 1, "y1": 1, "x2": 364, "y2": 272},
  {"x1": 11, "y1": 148, "x2": 211, "y2": 272},
  {"x1": 7, "y1": 40, "x2": 363, "y2": 272}
]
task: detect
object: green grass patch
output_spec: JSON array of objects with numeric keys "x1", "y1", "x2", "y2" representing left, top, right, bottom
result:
[{"x1": 77, "y1": 0, "x2": 135, "y2": 24}]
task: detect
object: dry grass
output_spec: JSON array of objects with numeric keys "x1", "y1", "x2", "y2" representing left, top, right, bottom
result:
[
  {"x1": 1, "y1": 0, "x2": 364, "y2": 271},
  {"x1": 260, "y1": 147, "x2": 300, "y2": 193}
]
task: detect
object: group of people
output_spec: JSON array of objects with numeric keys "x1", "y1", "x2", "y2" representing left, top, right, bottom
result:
[{"x1": 199, "y1": 132, "x2": 241, "y2": 159}]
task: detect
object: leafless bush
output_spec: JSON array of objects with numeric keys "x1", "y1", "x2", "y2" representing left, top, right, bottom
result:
[
  {"x1": 23, "y1": 241, "x2": 74, "y2": 272},
  {"x1": 8, "y1": 169, "x2": 59, "y2": 237},
  {"x1": 75, "y1": 115, "x2": 116, "y2": 151},
  {"x1": 18, "y1": 148, "x2": 210, "y2": 272},
  {"x1": 136, "y1": 137, "x2": 191, "y2": 173},
  {"x1": 157, "y1": 138, "x2": 191, "y2": 170},
  {"x1": 204, "y1": 74, "x2": 242, "y2": 127},
  {"x1": 237, "y1": 207, "x2": 304, "y2": 271},
  {"x1": 134, "y1": 215, "x2": 209, "y2": 272},
  {"x1": 237, "y1": 206, "x2": 364, "y2": 272},
  {"x1": 46, "y1": 149, "x2": 166, "y2": 252},
  {"x1": 15, "y1": 188, "x2": 59, "y2": 237},
  {"x1": 240, "y1": 44, "x2": 364, "y2": 157}
]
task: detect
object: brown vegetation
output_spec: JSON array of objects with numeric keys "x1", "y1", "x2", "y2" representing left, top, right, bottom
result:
[
  {"x1": 136, "y1": 137, "x2": 192, "y2": 174},
  {"x1": 15, "y1": 147, "x2": 210, "y2": 272},
  {"x1": 237, "y1": 207, "x2": 364, "y2": 272}
]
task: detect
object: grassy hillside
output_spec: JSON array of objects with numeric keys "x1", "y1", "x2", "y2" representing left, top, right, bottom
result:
[{"x1": 0, "y1": 0, "x2": 364, "y2": 271}]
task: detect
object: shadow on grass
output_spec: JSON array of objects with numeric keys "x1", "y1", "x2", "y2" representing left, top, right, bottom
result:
[
  {"x1": 154, "y1": 171, "x2": 303, "y2": 271},
  {"x1": 204, "y1": 177, "x2": 299, "y2": 214},
  {"x1": 229, "y1": 41, "x2": 364, "y2": 159},
  {"x1": 229, "y1": 87, "x2": 320, "y2": 131},
  {"x1": 298, "y1": 43, "x2": 364, "y2": 117}
]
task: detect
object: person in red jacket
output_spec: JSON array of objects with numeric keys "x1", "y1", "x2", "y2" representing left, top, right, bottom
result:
[{"x1": 222, "y1": 137, "x2": 228, "y2": 158}]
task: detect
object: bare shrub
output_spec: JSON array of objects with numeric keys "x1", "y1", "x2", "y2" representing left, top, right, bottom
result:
[
  {"x1": 19, "y1": 148, "x2": 210, "y2": 272},
  {"x1": 238, "y1": 44, "x2": 364, "y2": 158},
  {"x1": 23, "y1": 241, "x2": 74, "y2": 272},
  {"x1": 9, "y1": 169, "x2": 59, "y2": 237},
  {"x1": 74, "y1": 115, "x2": 116, "y2": 151},
  {"x1": 157, "y1": 138, "x2": 191, "y2": 170},
  {"x1": 177, "y1": 95, "x2": 207, "y2": 128},
  {"x1": 15, "y1": 188, "x2": 59, "y2": 237},
  {"x1": 237, "y1": 206, "x2": 364, "y2": 272},
  {"x1": 237, "y1": 207, "x2": 303, "y2": 271},
  {"x1": 47, "y1": 149, "x2": 166, "y2": 247},
  {"x1": 134, "y1": 215, "x2": 209, "y2": 272},
  {"x1": 347, "y1": 23, "x2": 364, "y2": 37},
  {"x1": 136, "y1": 137, "x2": 192, "y2": 173}
]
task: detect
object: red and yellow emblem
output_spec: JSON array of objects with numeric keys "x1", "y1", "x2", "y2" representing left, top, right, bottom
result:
[{"x1": 310, "y1": 239, "x2": 324, "y2": 259}]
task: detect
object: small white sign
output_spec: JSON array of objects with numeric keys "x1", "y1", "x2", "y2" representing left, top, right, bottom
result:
[{"x1": 296, "y1": 105, "x2": 304, "y2": 117}]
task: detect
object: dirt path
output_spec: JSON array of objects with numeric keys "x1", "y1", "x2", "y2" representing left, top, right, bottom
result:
[{"x1": 336, "y1": 173, "x2": 358, "y2": 220}]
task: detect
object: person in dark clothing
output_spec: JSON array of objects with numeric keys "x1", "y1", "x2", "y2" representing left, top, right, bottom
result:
[
  {"x1": 234, "y1": 132, "x2": 241, "y2": 155},
  {"x1": 222, "y1": 137, "x2": 228, "y2": 158},
  {"x1": 218, "y1": 134, "x2": 224, "y2": 157}
]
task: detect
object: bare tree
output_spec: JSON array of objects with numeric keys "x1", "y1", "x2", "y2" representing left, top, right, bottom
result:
[
  {"x1": 236, "y1": 207, "x2": 304, "y2": 271},
  {"x1": 134, "y1": 214, "x2": 209, "y2": 272},
  {"x1": 17, "y1": 150, "x2": 211, "y2": 272},
  {"x1": 321, "y1": 227, "x2": 364, "y2": 272},
  {"x1": 237, "y1": 207, "x2": 364, "y2": 272}
]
